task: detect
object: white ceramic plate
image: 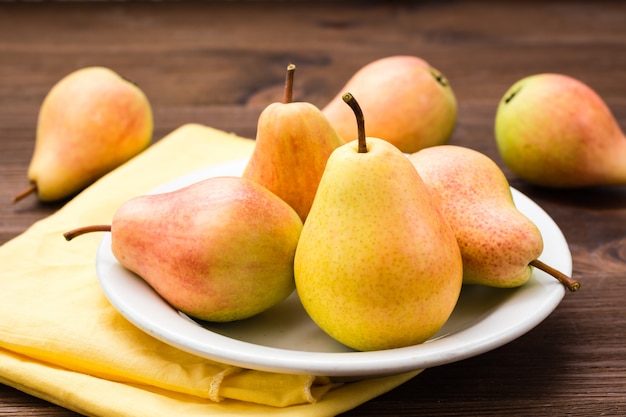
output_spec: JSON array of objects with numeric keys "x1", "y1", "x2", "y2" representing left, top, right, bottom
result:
[{"x1": 95, "y1": 159, "x2": 572, "y2": 377}]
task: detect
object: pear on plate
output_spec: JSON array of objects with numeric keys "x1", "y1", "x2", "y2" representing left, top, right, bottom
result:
[
  {"x1": 13, "y1": 66, "x2": 153, "y2": 203},
  {"x1": 409, "y1": 145, "x2": 580, "y2": 291},
  {"x1": 294, "y1": 93, "x2": 463, "y2": 351},
  {"x1": 495, "y1": 73, "x2": 626, "y2": 187},
  {"x1": 64, "y1": 176, "x2": 303, "y2": 322},
  {"x1": 242, "y1": 64, "x2": 344, "y2": 222},
  {"x1": 322, "y1": 55, "x2": 457, "y2": 154}
]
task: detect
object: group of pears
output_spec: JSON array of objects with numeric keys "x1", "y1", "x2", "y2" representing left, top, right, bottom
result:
[
  {"x1": 18, "y1": 56, "x2": 626, "y2": 204},
  {"x1": 31, "y1": 55, "x2": 626, "y2": 352}
]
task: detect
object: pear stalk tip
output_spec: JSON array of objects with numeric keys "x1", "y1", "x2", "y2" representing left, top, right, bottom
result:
[
  {"x1": 64, "y1": 225, "x2": 112, "y2": 241},
  {"x1": 12, "y1": 183, "x2": 37, "y2": 203},
  {"x1": 342, "y1": 92, "x2": 367, "y2": 153},
  {"x1": 284, "y1": 64, "x2": 296, "y2": 104},
  {"x1": 530, "y1": 259, "x2": 580, "y2": 292}
]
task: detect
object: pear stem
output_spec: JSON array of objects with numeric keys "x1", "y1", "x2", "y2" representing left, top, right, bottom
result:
[
  {"x1": 12, "y1": 183, "x2": 37, "y2": 203},
  {"x1": 284, "y1": 64, "x2": 296, "y2": 104},
  {"x1": 63, "y1": 225, "x2": 112, "y2": 241},
  {"x1": 342, "y1": 92, "x2": 367, "y2": 153},
  {"x1": 530, "y1": 259, "x2": 580, "y2": 292}
]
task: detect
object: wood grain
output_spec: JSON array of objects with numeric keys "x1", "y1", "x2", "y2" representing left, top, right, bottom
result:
[{"x1": 1, "y1": 1, "x2": 625, "y2": 416}]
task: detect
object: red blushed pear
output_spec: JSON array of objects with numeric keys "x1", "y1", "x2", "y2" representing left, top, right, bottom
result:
[
  {"x1": 409, "y1": 145, "x2": 580, "y2": 292},
  {"x1": 13, "y1": 66, "x2": 153, "y2": 203},
  {"x1": 294, "y1": 93, "x2": 463, "y2": 352},
  {"x1": 322, "y1": 55, "x2": 457, "y2": 154},
  {"x1": 495, "y1": 73, "x2": 626, "y2": 187},
  {"x1": 242, "y1": 64, "x2": 344, "y2": 222},
  {"x1": 64, "y1": 176, "x2": 303, "y2": 323}
]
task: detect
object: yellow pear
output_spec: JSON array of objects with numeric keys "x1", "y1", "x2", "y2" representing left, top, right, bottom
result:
[
  {"x1": 409, "y1": 145, "x2": 580, "y2": 291},
  {"x1": 64, "y1": 176, "x2": 303, "y2": 322},
  {"x1": 294, "y1": 94, "x2": 463, "y2": 351},
  {"x1": 495, "y1": 73, "x2": 626, "y2": 187},
  {"x1": 322, "y1": 55, "x2": 457, "y2": 153},
  {"x1": 14, "y1": 66, "x2": 153, "y2": 203},
  {"x1": 243, "y1": 64, "x2": 344, "y2": 222}
]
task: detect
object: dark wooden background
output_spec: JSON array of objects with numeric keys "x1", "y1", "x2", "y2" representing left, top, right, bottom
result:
[{"x1": 1, "y1": 1, "x2": 625, "y2": 416}]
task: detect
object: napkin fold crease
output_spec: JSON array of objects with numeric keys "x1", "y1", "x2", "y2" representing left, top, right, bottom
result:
[{"x1": 0, "y1": 124, "x2": 420, "y2": 416}]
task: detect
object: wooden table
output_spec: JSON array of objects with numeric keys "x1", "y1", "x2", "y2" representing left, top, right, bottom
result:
[{"x1": 1, "y1": 1, "x2": 625, "y2": 415}]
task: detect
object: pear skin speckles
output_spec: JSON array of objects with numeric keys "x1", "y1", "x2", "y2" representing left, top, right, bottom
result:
[{"x1": 409, "y1": 145, "x2": 544, "y2": 288}]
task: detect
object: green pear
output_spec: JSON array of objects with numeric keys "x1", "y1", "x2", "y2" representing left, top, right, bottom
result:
[
  {"x1": 64, "y1": 176, "x2": 303, "y2": 322},
  {"x1": 294, "y1": 93, "x2": 463, "y2": 351},
  {"x1": 14, "y1": 66, "x2": 153, "y2": 203},
  {"x1": 322, "y1": 55, "x2": 457, "y2": 154},
  {"x1": 243, "y1": 64, "x2": 344, "y2": 222},
  {"x1": 495, "y1": 73, "x2": 626, "y2": 187},
  {"x1": 409, "y1": 145, "x2": 580, "y2": 291}
]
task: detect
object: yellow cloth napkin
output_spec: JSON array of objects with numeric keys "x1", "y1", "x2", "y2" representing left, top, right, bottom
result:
[{"x1": 0, "y1": 124, "x2": 421, "y2": 416}]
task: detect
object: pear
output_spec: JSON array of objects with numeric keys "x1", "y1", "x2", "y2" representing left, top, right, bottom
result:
[
  {"x1": 242, "y1": 64, "x2": 344, "y2": 222},
  {"x1": 294, "y1": 93, "x2": 463, "y2": 351},
  {"x1": 409, "y1": 145, "x2": 580, "y2": 291},
  {"x1": 495, "y1": 73, "x2": 626, "y2": 187},
  {"x1": 64, "y1": 176, "x2": 303, "y2": 322},
  {"x1": 322, "y1": 55, "x2": 457, "y2": 154},
  {"x1": 13, "y1": 66, "x2": 153, "y2": 203}
]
